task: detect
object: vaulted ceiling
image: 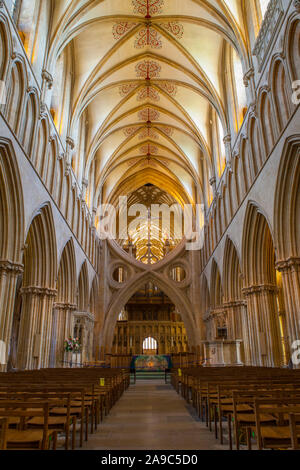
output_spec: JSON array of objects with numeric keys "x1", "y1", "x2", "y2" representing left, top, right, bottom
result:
[{"x1": 50, "y1": 0, "x2": 250, "y2": 209}]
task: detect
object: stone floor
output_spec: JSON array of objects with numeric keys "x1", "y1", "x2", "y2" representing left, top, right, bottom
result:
[{"x1": 80, "y1": 380, "x2": 226, "y2": 450}]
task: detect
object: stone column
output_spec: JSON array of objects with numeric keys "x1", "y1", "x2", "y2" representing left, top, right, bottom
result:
[
  {"x1": 276, "y1": 258, "x2": 300, "y2": 354},
  {"x1": 0, "y1": 261, "x2": 23, "y2": 371},
  {"x1": 52, "y1": 302, "x2": 77, "y2": 367},
  {"x1": 17, "y1": 287, "x2": 57, "y2": 370},
  {"x1": 242, "y1": 284, "x2": 283, "y2": 367}
]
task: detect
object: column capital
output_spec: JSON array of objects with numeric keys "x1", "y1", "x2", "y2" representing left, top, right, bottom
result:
[
  {"x1": 0, "y1": 260, "x2": 23, "y2": 275},
  {"x1": 53, "y1": 302, "x2": 77, "y2": 311},
  {"x1": 223, "y1": 300, "x2": 247, "y2": 309},
  {"x1": 242, "y1": 284, "x2": 279, "y2": 297},
  {"x1": 21, "y1": 286, "x2": 57, "y2": 297},
  {"x1": 276, "y1": 257, "x2": 300, "y2": 272}
]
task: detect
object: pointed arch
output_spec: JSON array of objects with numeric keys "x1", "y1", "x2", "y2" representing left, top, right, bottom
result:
[
  {"x1": 242, "y1": 202, "x2": 275, "y2": 287},
  {"x1": 0, "y1": 139, "x2": 24, "y2": 262},
  {"x1": 23, "y1": 203, "x2": 57, "y2": 289},
  {"x1": 5, "y1": 59, "x2": 26, "y2": 133},
  {"x1": 101, "y1": 271, "x2": 197, "y2": 353},
  {"x1": 274, "y1": 136, "x2": 300, "y2": 260},
  {"x1": 20, "y1": 90, "x2": 38, "y2": 155},
  {"x1": 223, "y1": 237, "x2": 242, "y2": 302},
  {"x1": 258, "y1": 90, "x2": 276, "y2": 157},
  {"x1": 89, "y1": 275, "x2": 99, "y2": 316},
  {"x1": 57, "y1": 238, "x2": 77, "y2": 306},
  {"x1": 0, "y1": 15, "x2": 12, "y2": 81},
  {"x1": 270, "y1": 58, "x2": 291, "y2": 132},
  {"x1": 210, "y1": 259, "x2": 223, "y2": 309},
  {"x1": 78, "y1": 260, "x2": 89, "y2": 311},
  {"x1": 285, "y1": 17, "x2": 300, "y2": 82}
]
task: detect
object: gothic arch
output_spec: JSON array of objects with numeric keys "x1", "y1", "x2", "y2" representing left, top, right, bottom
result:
[
  {"x1": 258, "y1": 89, "x2": 276, "y2": 157},
  {"x1": 0, "y1": 14, "x2": 12, "y2": 81},
  {"x1": 20, "y1": 90, "x2": 38, "y2": 155},
  {"x1": 0, "y1": 139, "x2": 24, "y2": 262},
  {"x1": 223, "y1": 237, "x2": 243, "y2": 302},
  {"x1": 17, "y1": 203, "x2": 57, "y2": 369},
  {"x1": 200, "y1": 274, "x2": 210, "y2": 317},
  {"x1": 242, "y1": 202, "x2": 283, "y2": 367},
  {"x1": 78, "y1": 260, "x2": 89, "y2": 311},
  {"x1": 0, "y1": 139, "x2": 24, "y2": 369},
  {"x1": 274, "y1": 136, "x2": 300, "y2": 260},
  {"x1": 101, "y1": 271, "x2": 197, "y2": 353},
  {"x1": 51, "y1": 238, "x2": 77, "y2": 367},
  {"x1": 270, "y1": 58, "x2": 292, "y2": 133},
  {"x1": 5, "y1": 58, "x2": 27, "y2": 134},
  {"x1": 57, "y1": 238, "x2": 77, "y2": 306},
  {"x1": 242, "y1": 202, "x2": 276, "y2": 287},
  {"x1": 285, "y1": 16, "x2": 300, "y2": 82},
  {"x1": 23, "y1": 203, "x2": 57, "y2": 289},
  {"x1": 210, "y1": 259, "x2": 223, "y2": 309}
]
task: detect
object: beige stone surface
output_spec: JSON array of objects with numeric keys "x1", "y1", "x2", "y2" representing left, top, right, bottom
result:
[{"x1": 80, "y1": 381, "x2": 223, "y2": 450}]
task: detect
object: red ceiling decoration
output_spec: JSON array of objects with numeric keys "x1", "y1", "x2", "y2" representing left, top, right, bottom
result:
[
  {"x1": 132, "y1": 0, "x2": 164, "y2": 18},
  {"x1": 138, "y1": 108, "x2": 160, "y2": 121},
  {"x1": 158, "y1": 126, "x2": 174, "y2": 137},
  {"x1": 134, "y1": 26, "x2": 162, "y2": 49},
  {"x1": 127, "y1": 158, "x2": 140, "y2": 167},
  {"x1": 160, "y1": 22, "x2": 184, "y2": 39},
  {"x1": 135, "y1": 60, "x2": 161, "y2": 79},
  {"x1": 113, "y1": 22, "x2": 137, "y2": 40},
  {"x1": 119, "y1": 83, "x2": 139, "y2": 97},
  {"x1": 123, "y1": 126, "x2": 140, "y2": 137},
  {"x1": 140, "y1": 144, "x2": 159, "y2": 154},
  {"x1": 139, "y1": 128, "x2": 159, "y2": 140},
  {"x1": 159, "y1": 81, "x2": 178, "y2": 96},
  {"x1": 137, "y1": 86, "x2": 160, "y2": 102}
]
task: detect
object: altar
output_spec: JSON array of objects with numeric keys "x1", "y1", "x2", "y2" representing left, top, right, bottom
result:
[{"x1": 131, "y1": 355, "x2": 172, "y2": 371}]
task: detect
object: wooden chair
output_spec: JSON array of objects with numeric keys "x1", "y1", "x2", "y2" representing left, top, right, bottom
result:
[
  {"x1": 0, "y1": 418, "x2": 8, "y2": 450},
  {"x1": 289, "y1": 413, "x2": 300, "y2": 450},
  {"x1": 0, "y1": 401, "x2": 58, "y2": 450},
  {"x1": 253, "y1": 399, "x2": 300, "y2": 450}
]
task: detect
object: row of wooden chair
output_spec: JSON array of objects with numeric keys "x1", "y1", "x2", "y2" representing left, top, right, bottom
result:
[
  {"x1": 0, "y1": 367, "x2": 130, "y2": 450},
  {"x1": 171, "y1": 366, "x2": 300, "y2": 450}
]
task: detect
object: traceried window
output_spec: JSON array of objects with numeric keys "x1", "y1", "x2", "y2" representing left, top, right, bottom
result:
[{"x1": 143, "y1": 337, "x2": 157, "y2": 352}]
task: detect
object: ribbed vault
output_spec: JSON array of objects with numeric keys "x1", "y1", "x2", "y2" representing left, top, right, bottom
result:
[{"x1": 47, "y1": 0, "x2": 253, "y2": 213}]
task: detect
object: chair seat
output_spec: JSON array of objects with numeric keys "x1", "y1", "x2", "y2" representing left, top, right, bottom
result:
[
  {"x1": 260, "y1": 425, "x2": 291, "y2": 440},
  {"x1": 28, "y1": 416, "x2": 67, "y2": 426},
  {"x1": 6, "y1": 429, "x2": 53, "y2": 445},
  {"x1": 0, "y1": 416, "x2": 20, "y2": 426},
  {"x1": 237, "y1": 413, "x2": 275, "y2": 424},
  {"x1": 221, "y1": 404, "x2": 252, "y2": 413},
  {"x1": 50, "y1": 407, "x2": 82, "y2": 416}
]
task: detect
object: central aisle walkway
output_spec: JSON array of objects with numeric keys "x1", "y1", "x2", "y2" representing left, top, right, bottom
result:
[{"x1": 81, "y1": 380, "x2": 223, "y2": 450}]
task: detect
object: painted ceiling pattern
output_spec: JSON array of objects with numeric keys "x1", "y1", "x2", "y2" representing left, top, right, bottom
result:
[{"x1": 50, "y1": 0, "x2": 251, "y2": 212}]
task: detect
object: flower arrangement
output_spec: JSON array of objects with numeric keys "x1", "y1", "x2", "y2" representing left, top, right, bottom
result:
[{"x1": 64, "y1": 337, "x2": 81, "y2": 353}]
